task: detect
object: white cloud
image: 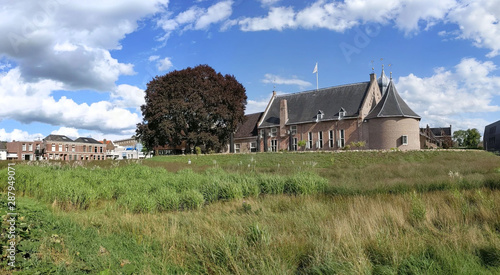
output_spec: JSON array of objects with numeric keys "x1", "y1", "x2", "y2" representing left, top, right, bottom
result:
[
  {"x1": 262, "y1": 73, "x2": 312, "y2": 89},
  {"x1": 0, "y1": 68, "x2": 141, "y2": 134},
  {"x1": 231, "y1": 0, "x2": 500, "y2": 57},
  {"x1": 157, "y1": 57, "x2": 174, "y2": 71},
  {"x1": 0, "y1": 0, "x2": 167, "y2": 91},
  {"x1": 239, "y1": 7, "x2": 297, "y2": 31},
  {"x1": 111, "y1": 84, "x2": 145, "y2": 109},
  {"x1": 0, "y1": 129, "x2": 44, "y2": 142},
  {"x1": 396, "y1": 58, "x2": 500, "y2": 131},
  {"x1": 259, "y1": 0, "x2": 281, "y2": 7},
  {"x1": 447, "y1": 0, "x2": 500, "y2": 57},
  {"x1": 149, "y1": 55, "x2": 160, "y2": 62},
  {"x1": 157, "y1": 0, "x2": 233, "y2": 38},
  {"x1": 51, "y1": 127, "x2": 80, "y2": 139}
]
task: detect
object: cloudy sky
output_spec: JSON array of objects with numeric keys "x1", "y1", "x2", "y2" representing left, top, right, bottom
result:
[{"x1": 1, "y1": 0, "x2": 500, "y2": 141}]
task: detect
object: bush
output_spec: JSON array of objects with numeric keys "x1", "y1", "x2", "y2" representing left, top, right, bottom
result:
[{"x1": 179, "y1": 190, "x2": 205, "y2": 210}]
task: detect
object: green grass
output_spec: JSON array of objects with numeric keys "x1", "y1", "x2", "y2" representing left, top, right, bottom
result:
[{"x1": 1, "y1": 150, "x2": 500, "y2": 274}]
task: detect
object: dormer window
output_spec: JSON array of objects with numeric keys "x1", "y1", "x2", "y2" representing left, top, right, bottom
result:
[
  {"x1": 338, "y1": 108, "x2": 346, "y2": 120},
  {"x1": 316, "y1": 110, "x2": 324, "y2": 122}
]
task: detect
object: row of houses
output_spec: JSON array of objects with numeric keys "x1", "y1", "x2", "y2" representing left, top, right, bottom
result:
[
  {"x1": 0, "y1": 136, "x2": 149, "y2": 161},
  {"x1": 228, "y1": 69, "x2": 452, "y2": 153}
]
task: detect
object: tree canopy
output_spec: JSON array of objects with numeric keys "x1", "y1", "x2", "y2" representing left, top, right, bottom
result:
[
  {"x1": 453, "y1": 128, "x2": 481, "y2": 148},
  {"x1": 136, "y1": 65, "x2": 247, "y2": 153}
]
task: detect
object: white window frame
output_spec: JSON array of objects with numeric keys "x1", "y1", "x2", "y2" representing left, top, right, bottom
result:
[
  {"x1": 52, "y1": 144, "x2": 56, "y2": 152},
  {"x1": 307, "y1": 132, "x2": 313, "y2": 149},
  {"x1": 28, "y1": 144, "x2": 33, "y2": 151},
  {"x1": 22, "y1": 144, "x2": 27, "y2": 151},
  {"x1": 338, "y1": 129, "x2": 345, "y2": 148},
  {"x1": 292, "y1": 137, "x2": 298, "y2": 151},
  {"x1": 235, "y1": 143, "x2": 241, "y2": 153},
  {"x1": 270, "y1": 139, "x2": 278, "y2": 152},
  {"x1": 402, "y1": 135, "x2": 408, "y2": 145},
  {"x1": 317, "y1": 131, "x2": 323, "y2": 149},
  {"x1": 58, "y1": 144, "x2": 63, "y2": 152},
  {"x1": 290, "y1": 125, "x2": 297, "y2": 135},
  {"x1": 329, "y1": 130, "x2": 334, "y2": 148},
  {"x1": 270, "y1": 128, "x2": 277, "y2": 137},
  {"x1": 250, "y1": 142, "x2": 257, "y2": 152}
]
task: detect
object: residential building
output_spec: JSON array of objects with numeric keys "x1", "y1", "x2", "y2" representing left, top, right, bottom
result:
[
  {"x1": 43, "y1": 135, "x2": 106, "y2": 160},
  {"x1": 485, "y1": 120, "x2": 500, "y2": 152},
  {"x1": 231, "y1": 112, "x2": 263, "y2": 153},
  {"x1": 0, "y1": 142, "x2": 7, "y2": 160},
  {"x1": 241, "y1": 69, "x2": 421, "y2": 152},
  {"x1": 420, "y1": 125, "x2": 452, "y2": 148},
  {"x1": 6, "y1": 140, "x2": 44, "y2": 160}
]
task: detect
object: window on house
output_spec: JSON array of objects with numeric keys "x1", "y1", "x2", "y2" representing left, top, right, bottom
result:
[
  {"x1": 339, "y1": 108, "x2": 346, "y2": 120},
  {"x1": 317, "y1": 131, "x2": 323, "y2": 149},
  {"x1": 88, "y1": 146, "x2": 92, "y2": 153},
  {"x1": 58, "y1": 144, "x2": 62, "y2": 152},
  {"x1": 250, "y1": 142, "x2": 257, "y2": 152},
  {"x1": 338, "y1": 130, "x2": 345, "y2": 148},
  {"x1": 402, "y1": 135, "x2": 408, "y2": 145},
  {"x1": 270, "y1": 128, "x2": 277, "y2": 137},
  {"x1": 260, "y1": 129, "x2": 265, "y2": 138},
  {"x1": 235, "y1": 144, "x2": 241, "y2": 153},
  {"x1": 36, "y1": 144, "x2": 40, "y2": 150},
  {"x1": 316, "y1": 110, "x2": 324, "y2": 122},
  {"x1": 22, "y1": 144, "x2": 26, "y2": 151},
  {"x1": 308, "y1": 132, "x2": 313, "y2": 149},
  {"x1": 94, "y1": 146, "x2": 98, "y2": 153},
  {"x1": 72, "y1": 145, "x2": 75, "y2": 152},
  {"x1": 65, "y1": 145, "x2": 69, "y2": 152},
  {"x1": 292, "y1": 137, "x2": 298, "y2": 151},
  {"x1": 52, "y1": 144, "x2": 55, "y2": 152},
  {"x1": 270, "y1": 139, "x2": 278, "y2": 152},
  {"x1": 329, "y1": 130, "x2": 334, "y2": 148},
  {"x1": 28, "y1": 144, "x2": 33, "y2": 151},
  {"x1": 290, "y1": 125, "x2": 297, "y2": 135},
  {"x1": 100, "y1": 147, "x2": 103, "y2": 153}
]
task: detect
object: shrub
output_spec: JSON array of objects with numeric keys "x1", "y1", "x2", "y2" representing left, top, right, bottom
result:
[{"x1": 179, "y1": 190, "x2": 205, "y2": 210}]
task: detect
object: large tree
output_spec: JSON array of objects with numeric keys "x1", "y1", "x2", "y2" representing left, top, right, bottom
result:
[{"x1": 136, "y1": 65, "x2": 247, "y2": 153}]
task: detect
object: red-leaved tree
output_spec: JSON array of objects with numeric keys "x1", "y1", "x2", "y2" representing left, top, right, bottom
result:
[{"x1": 136, "y1": 65, "x2": 247, "y2": 153}]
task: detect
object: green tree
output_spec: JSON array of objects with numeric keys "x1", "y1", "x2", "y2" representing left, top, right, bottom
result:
[
  {"x1": 453, "y1": 130, "x2": 467, "y2": 147},
  {"x1": 464, "y1": 128, "x2": 481, "y2": 148},
  {"x1": 136, "y1": 65, "x2": 247, "y2": 153}
]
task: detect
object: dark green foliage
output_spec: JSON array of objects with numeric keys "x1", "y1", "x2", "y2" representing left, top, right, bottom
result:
[{"x1": 478, "y1": 246, "x2": 500, "y2": 267}]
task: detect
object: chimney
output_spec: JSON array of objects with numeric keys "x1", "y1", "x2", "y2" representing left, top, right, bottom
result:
[
  {"x1": 370, "y1": 73, "x2": 376, "y2": 83},
  {"x1": 280, "y1": 99, "x2": 288, "y2": 137}
]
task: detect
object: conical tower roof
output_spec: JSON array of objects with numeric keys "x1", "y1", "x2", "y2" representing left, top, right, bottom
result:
[{"x1": 365, "y1": 80, "x2": 420, "y2": 120}]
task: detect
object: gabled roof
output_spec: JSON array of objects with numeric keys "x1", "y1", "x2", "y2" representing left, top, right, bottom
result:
[
  {"x1": 259, "y1": 82, "x2": 371, "y2": 127},
  {"x1": 431, "y1": 127, "x2": 451, "y2": 137},
  {"x1": 365, "y1": 80, "x2": 420, "y2": 120},
  {"x1": 44, "y1": 134, "x2": 73, "y2": 142},
  {"x1": 74, "y1": 137, "x2": 101, "y2": 144},
  {"x1": 234, "y1": 112, "x2": 263, "y2": 139},
  {"x1": 0, "y1": 142, "x2": 6, "y2": 150}
]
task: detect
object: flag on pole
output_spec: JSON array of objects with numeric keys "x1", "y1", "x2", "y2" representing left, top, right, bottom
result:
[{"x1": 312, "y1": 62, "x2": 318, "y2": 74}]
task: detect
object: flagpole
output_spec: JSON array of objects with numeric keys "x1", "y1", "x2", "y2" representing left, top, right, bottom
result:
[{"x1": 316, "y1": 67, "x2": 319, "y2": 90}]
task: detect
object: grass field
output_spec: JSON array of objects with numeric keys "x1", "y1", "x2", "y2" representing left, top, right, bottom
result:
[{"x1": 1, "y1": 150, "x2": 500, "y2": 274}]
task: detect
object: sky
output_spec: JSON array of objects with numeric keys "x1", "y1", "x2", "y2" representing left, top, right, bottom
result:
[{"x1": 1, "y1": 0, "x2": 500, "y2": 142}]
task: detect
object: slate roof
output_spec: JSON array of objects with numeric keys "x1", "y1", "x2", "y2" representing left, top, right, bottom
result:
[
  {"x1": 234, "y1": 112, "x2": 263, "y2": 139},
  {"x1": 431, "y1": 127, "x2": 451, "y2": 137},
  {"x1": 365, "y1": 80, "x2": 420, "y2": 120},
  {"x1": 44, "y1": 134, "x2": 73, "y2": 142},
  {"x1": 259, "y1": 82, "x2": 371, "y2": 127},
  {"x1": 74, "y1": 137, "x2": 102, "y2": 144},
  {"x1": 0, "y1": 142, "x2": 6, "y2": 150}
]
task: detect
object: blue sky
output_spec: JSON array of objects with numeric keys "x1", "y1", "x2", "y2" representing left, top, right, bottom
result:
[{"x1": 1, "y1": 0, "x2": 500, "y2": 141}]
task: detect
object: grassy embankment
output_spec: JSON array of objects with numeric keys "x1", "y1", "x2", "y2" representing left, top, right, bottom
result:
[{"x1": 1, "y1": 150, "x2": 500, "y2": 274}]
